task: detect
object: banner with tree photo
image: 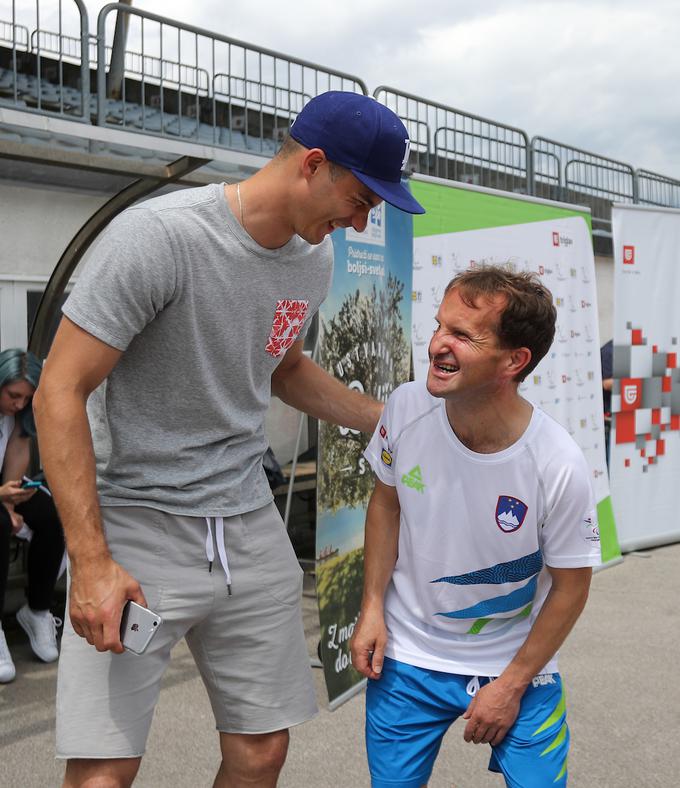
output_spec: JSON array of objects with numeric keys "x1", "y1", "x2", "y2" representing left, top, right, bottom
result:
[{"x1": 317, "y1": 201, "x2": 413, "y2": 708}]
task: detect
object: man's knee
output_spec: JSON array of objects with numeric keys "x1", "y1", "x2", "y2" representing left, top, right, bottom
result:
[
  {"x1": 63, "y1": 757, "x2": 141, "y2": 788},
  {"x1": 219, "y1": 730, "x2": 289, "y2": 780}
]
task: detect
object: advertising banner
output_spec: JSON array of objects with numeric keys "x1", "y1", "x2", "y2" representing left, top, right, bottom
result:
[
  {"x1": 410, "y1": 175, "x2": 620, "y2": 565},
  {"x1": 610, "y1": 205, "x2": 680, "y2": 551},
  {"x1": 316, "y1": 201, "x2": 413, "y2": 708}
]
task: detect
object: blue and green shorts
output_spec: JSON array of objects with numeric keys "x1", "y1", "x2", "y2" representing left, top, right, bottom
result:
[{"x1": 366, "y1": 657, "x2": 569, "y2": 788}]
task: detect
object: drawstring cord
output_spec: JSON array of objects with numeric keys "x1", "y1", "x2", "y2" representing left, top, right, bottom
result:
[
  {"x1": 205, "y1": 517, "x2": 232, "y2": 595},
  {"x1": 466, "y1": 676, "x2": 481, "y2": 697},
  {"x1": 205, "y1": 518, "x2": 214, "y2": 573},
  {"x1": 465, "y1": 676, "x2": 495, "y2": 697},
  {"x1": 215, "y1": 517, "x2": 232, "y2": 595}
]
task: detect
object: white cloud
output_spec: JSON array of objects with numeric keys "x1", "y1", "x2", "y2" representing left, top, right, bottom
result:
[{"x1": 367, "y1": 3, "x2": 680, "y2": 175}]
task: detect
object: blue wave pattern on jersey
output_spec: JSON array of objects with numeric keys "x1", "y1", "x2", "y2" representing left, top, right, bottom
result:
[
  {"x1": 431, "y1": 550, "x2": 543, "y2": 586},
  {"x1": 436, "y1": 575, "x2": 538, "y2": 619}
]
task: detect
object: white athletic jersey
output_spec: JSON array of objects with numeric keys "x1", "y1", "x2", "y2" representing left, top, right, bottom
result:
[{"x1": 364, "y1": 380, "x2": 601, "y2": 677}]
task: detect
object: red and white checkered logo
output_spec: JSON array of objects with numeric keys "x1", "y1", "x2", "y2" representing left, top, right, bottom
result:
[
  {"x1": 265, "y1": 299, "x2": 309, "y2": 358},
  {"x1": 552, "y1": 232, "x2": 560, "y2": 247},
  {"x1": 623, "y1": 245, "x2": 635, "y2": 265}
]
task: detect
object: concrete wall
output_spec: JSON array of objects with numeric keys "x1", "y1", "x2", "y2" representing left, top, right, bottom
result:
[{"x1": 0, "y1": 180, "x2": 109, "y2": 278}]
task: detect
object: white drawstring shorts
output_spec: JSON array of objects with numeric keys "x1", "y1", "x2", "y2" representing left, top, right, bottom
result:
[{"x1": 55, "y1": 502, "x2": 317, "y2": 759}]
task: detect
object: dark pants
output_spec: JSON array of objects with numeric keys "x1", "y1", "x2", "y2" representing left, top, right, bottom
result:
[
  {"x1": 604, "y1": 417, "x2": 611, "y2": 470},
  {"x1": 0, "y1": 491, "x2": 64, "y2": 613}
]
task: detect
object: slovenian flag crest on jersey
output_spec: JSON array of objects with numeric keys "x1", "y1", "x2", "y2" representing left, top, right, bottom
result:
[{"x1": 495, "y1": 496, "x2": 528, "y2": 533}]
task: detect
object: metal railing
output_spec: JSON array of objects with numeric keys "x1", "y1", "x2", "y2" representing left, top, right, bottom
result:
[
  {"x1": 95, "y1": 3, "x2": 366, "y2": 150},
  {"x1": 213, "y1": 74, "x2": 310, "y2": 114},
  {"x1": 0, "y1": 19, "x2": 29, "y2": 50},
  {"x1": 29, "y1": 29, "x2": 209, "y2": 93},
  {"x1": 636, "y1": 169, "x2": 680, "y2": 209},
  {"x1": 2, "y1": 1, "x2": 680, "y2": 230},
  {"x1": 211, "y1": 74, "x2": 311, "y2": 152},
  {"x1": 30, "y1": 29, "x2": 85, "y2": 63},
  {"x1": 0, "y1": 0, "x2": 90, "y2": 121},
  {"x1": 531, "y1": 137, "x2": 636, "y2": 232},
  {"x1": 374, "y1": 86, "x2": 530, "y2": 195}
]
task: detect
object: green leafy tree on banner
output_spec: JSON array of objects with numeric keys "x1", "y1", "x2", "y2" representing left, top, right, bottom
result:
[
  {"x1": 318, "y1": 275, "x2": 409, "y2": 513},
  {"x1": 316, "y1": 547, "x2": 365, "y2": 695}
]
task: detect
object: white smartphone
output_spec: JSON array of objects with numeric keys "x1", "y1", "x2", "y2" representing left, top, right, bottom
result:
[{"x1": 120, "y1": 600, "x2": 162, "y2": 655}]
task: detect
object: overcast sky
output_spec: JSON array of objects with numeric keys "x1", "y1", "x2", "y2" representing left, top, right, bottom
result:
[{"x1": 69, "y1": 1, "x2": 678, "y2": 179}]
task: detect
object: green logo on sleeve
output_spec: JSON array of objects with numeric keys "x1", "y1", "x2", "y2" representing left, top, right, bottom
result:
[{"x1": 402, "y1": 465, "x2": 425, "y2": 493}]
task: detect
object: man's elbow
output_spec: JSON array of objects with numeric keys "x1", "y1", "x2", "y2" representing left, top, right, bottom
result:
[
  {"x1": 572, "y1": 570, "x2": 592, "y2": 615},
  {"x1": 32, "y1": 382, "x2": 48, "y2": 424},
  {"x1": 271, "y1": 361, "x2": 300, "y2": 402},
  {"x1": 551, "y1": 567, "x2": 592, "y2": 611},
  {"x1": 33, "y1": 372, "x2": 73, "y2": 427},
  {"x1": 575, "y1": 586, "x2": 590, "y2": 616},
  {"x1": 270, "y1": 374, "x2": 286, "y2": 402}
]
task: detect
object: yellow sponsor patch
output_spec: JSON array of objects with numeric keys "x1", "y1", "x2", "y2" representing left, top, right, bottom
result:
[{"x1": 381, "y1": 449, "x2": 393, "y2": 466}]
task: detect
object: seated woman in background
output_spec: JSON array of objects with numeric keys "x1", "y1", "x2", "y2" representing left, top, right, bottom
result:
[{"x1": 0, "y1": 349, "x2": 64, "y2": 683}]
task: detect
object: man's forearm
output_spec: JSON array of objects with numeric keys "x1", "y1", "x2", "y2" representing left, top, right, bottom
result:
[
  {"x1": 272, "y1": 354, "x2": 382, "y2": 434},
  {"x1": 499, "y1": 568, "x2": 592, "y2": 693},
  {"x1": 34, "y1": 389, "x2": 109, "y2": 567},
  {"x1": 460, "y1": 567, "x2": 593, "y2": 747},
  {"x1": 351, "y1": 482, "x2": 401, "y2": 678},
  {"x1": 361, "y1": 486, "x2": 400, "y2": 609}
]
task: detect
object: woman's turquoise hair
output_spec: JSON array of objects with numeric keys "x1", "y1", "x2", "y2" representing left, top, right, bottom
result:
[{"x1": 0, "y1": 348, "x2": 42, "y2": 437}]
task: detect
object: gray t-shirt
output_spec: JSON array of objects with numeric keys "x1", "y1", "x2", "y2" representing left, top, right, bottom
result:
[{"x1": 63, "y1": 183, "x2": 333, "y2": 516}]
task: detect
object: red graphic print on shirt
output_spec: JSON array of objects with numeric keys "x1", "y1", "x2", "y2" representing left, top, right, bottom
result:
[{"x1": 265, "y1": 299, "x2": 309, "y2": 358}]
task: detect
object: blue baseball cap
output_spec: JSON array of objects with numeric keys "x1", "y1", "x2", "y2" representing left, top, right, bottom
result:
[{"x1": 290, "y1": 91, "x2": 425, "y2": 215}]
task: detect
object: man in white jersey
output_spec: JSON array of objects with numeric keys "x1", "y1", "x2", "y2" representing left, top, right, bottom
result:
[
  {"x1": 352, "y1": 266, "x2": 600, "y2": 788},
  {"x1": 33, "y1": 91, "x2": 424, "y2": 788}
]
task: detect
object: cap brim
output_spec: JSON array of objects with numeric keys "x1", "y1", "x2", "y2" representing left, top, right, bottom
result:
[{"x1": 351, "y1": 170, "x2": 426, "y2": 215}]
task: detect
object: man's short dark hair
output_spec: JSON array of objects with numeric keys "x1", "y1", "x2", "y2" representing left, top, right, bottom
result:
[
  {"x1": 445, "y1": 266, "x2": 557, "y2": 381},
  {"x1": 276, "y1": 134, "x2": 303, "y2": 159},
  {"x1": 276, "y1": 134, "x2": 349, "y2": 180}
]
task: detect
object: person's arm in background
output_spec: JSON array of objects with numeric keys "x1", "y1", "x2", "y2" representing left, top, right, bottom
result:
[
  {"x1": 600, "y1": 340, "x2": 614, "y2": 412},
  {"x1": 602, "y1": 377, "x2": 613, "y2": 424},
  {"x1": 0, "y1": 423, "x2": 36, "y2": 532},
  {"x1": 461, "y1": 566, "x2": 591, "y2": 746},
  {"x1": 33, "y1": 317, "x2": 146, "y2": 654},
  {"x1": 350, "y1": 478, "x2": 401, "y2": 679},
  {"x1": 271, "y1": 340, "x2": 382, "y2": 434}
]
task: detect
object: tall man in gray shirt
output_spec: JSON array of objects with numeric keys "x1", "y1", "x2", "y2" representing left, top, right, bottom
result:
[{"x1": 34, "y1": 91, "x2": 425, "y2": 788}]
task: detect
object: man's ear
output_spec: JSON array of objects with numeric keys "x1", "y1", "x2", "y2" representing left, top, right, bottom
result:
[
  {"x1": 301, "y1": 147, "x2": 327, "y2": 179},
  {"x1": 507, "y1": 347, "x2": 532, "y2": 380}
]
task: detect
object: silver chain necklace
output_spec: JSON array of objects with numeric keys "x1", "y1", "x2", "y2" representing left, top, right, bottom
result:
[{"x1": 236, "y1": 183, "x2": 245, "y2": 231}]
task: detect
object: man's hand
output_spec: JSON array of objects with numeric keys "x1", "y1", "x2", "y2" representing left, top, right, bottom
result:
[
  {"x1": 350, "y1": 604, "x2": 388, "y2": 680},
  {"x1": 70, "y1": 557, "x2": 147, "y2": 654},
  {"x1": 0, "y1": 479, "x2": 35, "y2": 506},
  {"x1": 7, "y1": 506, "x2": 25, "y2": 535},
  {"x1": 462, "y1": 678, "x2": 524, "y2": 746}
]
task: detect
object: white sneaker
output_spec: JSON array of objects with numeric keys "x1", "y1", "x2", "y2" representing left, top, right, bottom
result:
[
  {"x1": 0, "y1": 624, "x2": 16, "y2": 682},
  {"x1": 16, "y1": 604, "x2": 61, "y2": 663}
]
